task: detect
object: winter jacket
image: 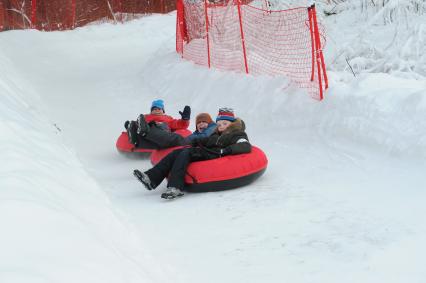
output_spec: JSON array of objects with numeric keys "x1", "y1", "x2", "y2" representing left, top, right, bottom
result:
[
  {"x1": 191, "y1": 119, "x2": 251, "y2": 159},
  {"x1": 144, "y1": 114, "x2": 189, "y2": 131},
  {"x1": 186, "y1": 122, "x2": 217, "y2": 142}
]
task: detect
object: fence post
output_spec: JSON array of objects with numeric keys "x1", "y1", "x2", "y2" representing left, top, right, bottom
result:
[
  {"x1": 308, "y1": 6, "x2": 315, "y2": 82},
  {"x1": 160, "y1": 0, "x2": 165, "y2": 13},
  {"x1": 176, "y1": 0, "x2": 186, "y2": 56},
  {"x1": 204, "y1": 0, "x2": 211, "y2": 68},
  {"x1": 0, "y1": 2, "x2": 4, "y2": 31},
  {"x1": 31, "y1": 0, "x2": 37, "y2": 29},
  {"x1": 113, "y1": 0, "x2": 123, "y2": 23},
  {"x1": 236, "y1": 0, "x2": 249, "y2": 73},
  {"x1": 312, "y1": 5, "x2": 328, "y2": 91},
  {"x1": 307, "y1": 4, "x2": 328, "y2": 100},
  {"x1": 70, "y1": 0, "x2": 76, "y2": 29},
  {"x1": 118, "y1": 0, "x2": 123, "y2": 23}
]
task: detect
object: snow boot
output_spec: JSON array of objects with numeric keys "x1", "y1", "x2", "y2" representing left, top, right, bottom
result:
[
  {"x1": 137, "y1": 114, "x2": 150, "y2": 137},
  {"x1": 127, "y1": 121, "x2": 138, "y2": 145},
  {"x1": 161, "y1": 187, "x2": 184, "y2": 200},
  {"x1": 124, "y1": 120, "x2": 130, "y2": 130},
  {"x1": 133, "y1": 170, "x2": 154, "y2": 190}
]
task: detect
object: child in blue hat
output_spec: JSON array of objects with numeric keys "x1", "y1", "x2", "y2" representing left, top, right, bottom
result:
[{"x1": 125, "y1": 99, "x2": 191, "y2": 148}]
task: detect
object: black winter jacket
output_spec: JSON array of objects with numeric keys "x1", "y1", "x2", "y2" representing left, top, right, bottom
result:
[{"x1": 190, "y1": 119, "x2": 251, "y2": 160}]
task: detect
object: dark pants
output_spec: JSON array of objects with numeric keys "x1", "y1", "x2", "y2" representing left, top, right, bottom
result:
[
  {"x1": 145, "y1": 147, "x2": 218, "y2": 190},
  {"x1": 136, "y1": 125, "x2": 187, "y2": 149}
]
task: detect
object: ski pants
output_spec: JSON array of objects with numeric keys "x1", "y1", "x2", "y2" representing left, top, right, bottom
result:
[
  {"x1": 137, "y1": 125, "x2": 187, "y2": 149},
  {"x1": 145, "y1": 147, "x2": 217, "y2": 190}
]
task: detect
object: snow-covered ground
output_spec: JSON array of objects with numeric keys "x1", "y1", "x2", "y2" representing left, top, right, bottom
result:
[{"x1": 1, "y1": 6, "x2": 426, "y2": 283}]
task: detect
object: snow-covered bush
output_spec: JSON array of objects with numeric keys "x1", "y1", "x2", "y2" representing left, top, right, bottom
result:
[
  {"x1": 320, "y1": 0, "x2": 426, "y2": 78},
  {"x1": 252, "y1": 0, "x2": 426, "y2": 78}
]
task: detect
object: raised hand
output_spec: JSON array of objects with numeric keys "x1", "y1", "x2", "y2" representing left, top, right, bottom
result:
[{"x1": 179, "y1": 105, "x2": 191, "y2": 120}]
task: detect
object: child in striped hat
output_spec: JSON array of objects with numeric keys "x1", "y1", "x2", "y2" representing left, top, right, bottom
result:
[
  {"x1": 216, "y1": 107, "x2": 236, "y2": 133},
  {"x1": 216, "y1": 107, "x2": 236, "y2": 122}
]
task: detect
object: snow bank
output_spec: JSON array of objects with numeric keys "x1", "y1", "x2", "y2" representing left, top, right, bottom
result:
[{"x1": 0, "y1": 51, "x2": 161, "y2": 283}]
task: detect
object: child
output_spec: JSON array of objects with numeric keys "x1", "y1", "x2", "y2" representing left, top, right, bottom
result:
[{"x1": 125, "y1": 99, "x2": 190, "y2": 148}]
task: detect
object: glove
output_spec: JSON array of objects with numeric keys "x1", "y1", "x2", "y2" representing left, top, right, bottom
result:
[
  {"x1": 219, "y1": 147, "x2": 232, "y2": 157},
  {"x1": 189, "y1": 147, "x2": 205, "y2": 161},
  {"x1": 179, "y1": 106, "x2": 191, "y2": 120},
  {"x1": 190, "y1": 139, "x2": 200, "y2": 147}
]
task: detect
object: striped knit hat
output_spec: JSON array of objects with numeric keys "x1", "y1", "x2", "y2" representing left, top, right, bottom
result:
[{"x1": 216, "y1": 107, "x2": 236, "y2": 122}]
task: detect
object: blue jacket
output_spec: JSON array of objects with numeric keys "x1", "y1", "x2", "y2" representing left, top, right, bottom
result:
[{"x1": 186, "y1": 122, "x2": 217, "y2": 142}]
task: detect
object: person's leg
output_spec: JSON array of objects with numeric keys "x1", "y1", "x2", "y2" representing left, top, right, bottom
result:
[
  {"x1": 143, "y1": 148, "x2": 184, "y2": 188},
  {"x1": 127, "y1": 116, "x2": 154, "y2": 147},
  {"x1": 144, "y1": 126, "x2": 186, "y2": 148},
  {"x1": 161, "y1": 148, "x2": 219, "y2": 199},
  {"x1": 166, "y1": 148, "x2": 193, "y2": 190},
  {"x1": 128, "y1": 115, "x2": 151, "y2": 146},
  {"x1": 135, "y1": 136, "x2": 159, "y2": 149},
  {"x1": 161, "y1": 149, "x2": 192, "y2": 199}
]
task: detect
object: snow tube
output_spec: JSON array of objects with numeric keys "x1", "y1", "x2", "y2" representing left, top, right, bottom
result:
[
  {"x1": 116, "y1": 129, "x2": 192, "y2": 153},
  {"x1": 150, "y1": 146, "x2": 268, "y2": 192}
]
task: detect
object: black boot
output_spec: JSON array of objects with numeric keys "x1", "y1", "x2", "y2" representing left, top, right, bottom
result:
[
  {"x1": 133, "y1": 170, "x2": 155, "y2": 190},
  {"x1": 124, "y1": 120, "x2": 130, "y2": 130},
  {"x1": 127, "y1": 121, "x2": 139, "y2": 145},
  {"x1": 161, "y1": 187, "x2": 184, "y2": 199},
  {"x1": 137, "y1": 114, "x2": 150, "y2": 137}
]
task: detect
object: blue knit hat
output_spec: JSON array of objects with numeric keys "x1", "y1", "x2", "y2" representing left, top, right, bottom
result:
[
  {"x1": 216, "y1": 107, "x2": 236, "y2": 122},
  {"x1": 151, "y1": 99, "x2": 165, "y2": 112}
]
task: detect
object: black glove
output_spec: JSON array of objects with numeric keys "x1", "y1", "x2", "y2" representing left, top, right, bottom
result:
[
  {"x1": 219, "y1": 147, "x2": 232, "y2": 157},
  {"x1": 190, "y1": 139, "x2": 200, "y2": 147},
  {"x1": 189, "y1": 147, "x2": 205, "y2": 161},
  {"x1": 179, "y1": 106, "x2": 191, "y2": 120}
]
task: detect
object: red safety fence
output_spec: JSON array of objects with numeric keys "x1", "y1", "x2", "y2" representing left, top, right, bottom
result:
[
  {"x1": 0, "y1": 0, "x2": 176, "y2": 31},
  {"x1": 176, "y1": 0, "x2": 328, "y2": 100}
]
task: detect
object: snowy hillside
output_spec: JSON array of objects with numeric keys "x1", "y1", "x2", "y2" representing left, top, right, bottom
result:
[{"x1": 1, "y1": 5, "x2": 426, "y2": 283}]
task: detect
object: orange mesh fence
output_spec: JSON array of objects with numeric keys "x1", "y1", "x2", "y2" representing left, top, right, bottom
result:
[
  {"x1": 1, "y1": 0, "x2": 176, "y2": 31},
  {"x1": 176, "y1": 0, "x2": 328, "y2": 100}
]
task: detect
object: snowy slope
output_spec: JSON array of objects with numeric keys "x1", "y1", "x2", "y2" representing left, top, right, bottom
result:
[
  {"x1": 0, "y1": 44, "x2": 166, "y2": 283},
  {"x1": 1, "y1": 10, "x2": 426, "y2": 283}
]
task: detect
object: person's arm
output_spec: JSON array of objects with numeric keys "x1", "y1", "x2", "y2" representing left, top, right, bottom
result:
[
  {"x1": 169, "y1": 106, "x2": 191, "y2": 130},
  {"x1": 200, "y1": 123, "x2": 217, "y2": 138},
  {"x1": 168, "y1": 118, "x2": 190, "y2": 130},
  {"x1": 193, "y1": 136, "x2": 210, "y2": 146},
  {"x1": 187, "y1": 123, "x2": 217, "y2": 141},
  {"x1": 221, "y1": 133, "x2": 251, "y2": 156}
]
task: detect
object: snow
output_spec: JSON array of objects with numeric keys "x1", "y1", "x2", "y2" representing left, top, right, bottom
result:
[{"x1": 1, "y1": 5, "x2": 426, "y2": 283}]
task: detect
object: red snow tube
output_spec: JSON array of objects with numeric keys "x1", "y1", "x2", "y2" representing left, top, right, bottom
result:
[
  {"x1": 150, "y1": 146, "x2": 268, "y2": 192},
  {"x1": 116, "y1": 129, "x2": 192, "y2": 153}
]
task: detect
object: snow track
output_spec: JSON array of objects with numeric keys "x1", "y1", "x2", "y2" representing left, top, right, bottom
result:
[{"x1": 1, "y1": 12, "x2": 425, "y2": 283}]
